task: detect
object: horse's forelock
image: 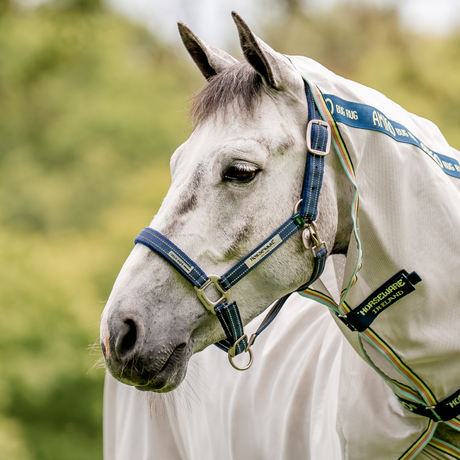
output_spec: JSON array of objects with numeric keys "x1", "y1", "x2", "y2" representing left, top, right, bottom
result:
[{"x1": 190, "y1": 62, "x2": 266, "y2": 125}]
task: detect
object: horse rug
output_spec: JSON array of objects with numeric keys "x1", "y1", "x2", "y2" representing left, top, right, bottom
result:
[{"x1": 291, "y1": 55, "x2": 460, "y2": 458}]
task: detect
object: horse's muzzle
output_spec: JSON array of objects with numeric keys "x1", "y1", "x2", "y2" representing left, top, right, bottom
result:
[{"x1": 102, "y1": 308, "x2": 190, "y2": 392}]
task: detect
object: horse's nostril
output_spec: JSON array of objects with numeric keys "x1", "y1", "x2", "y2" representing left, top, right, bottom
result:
[
  {"x1": 176, "y1": 343, "x2": 186, "y2": 351},
  {"x1": 115, "y1": 319, "x2": 138, "y2": 360}
]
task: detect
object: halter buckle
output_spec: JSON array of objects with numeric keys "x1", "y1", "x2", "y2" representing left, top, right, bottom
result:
[
  {"x1": 306, "y1": 119, "x2": 331, "y2": 156},
  {"x1": 299, "y1": 219, "x2": 327, "y2": 255},
  {"x1": 194, "y1": 275, "x2": 230, "y2": 314}
]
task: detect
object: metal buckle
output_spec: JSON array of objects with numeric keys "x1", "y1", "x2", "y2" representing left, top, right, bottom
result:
[
  {"x1": 305, "y1": 220, "x2": 327, "y2": 256},
  {"x1": 194, "y1": 275, "x2": 230, "y2": 314},
  {"x1": 292, "y1": 200, "x2": 327, "y2": 255},
  {"x1": 228, "y1": 335, "x2": 254, "y2": 371},
  {"x1": 302, "y1": 227, "x2": 311, "y2": 249},
  {"x1": 306, "y1": 119, "x2": 331, "y2": 156}
]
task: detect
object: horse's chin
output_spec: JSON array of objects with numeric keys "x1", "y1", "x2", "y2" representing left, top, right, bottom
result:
[
  {"x1": 134, "y1": 361, "x2": 188, "y2": 393},
  {"x1": 107, "y1": 362, "x2": 188, "y2": 393},
  {"x1": 105, "y1": 345, "x2": 190, "y2": 393}
]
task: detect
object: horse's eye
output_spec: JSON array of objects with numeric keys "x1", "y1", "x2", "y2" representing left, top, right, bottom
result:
[{"x1": 223, "y1": 163, "x2": 259, "y2": 183}]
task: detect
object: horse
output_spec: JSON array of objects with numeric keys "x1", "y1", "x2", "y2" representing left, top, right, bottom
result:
[{"x1": 100, "y1": 12, "x2": 460, "y2": 460}]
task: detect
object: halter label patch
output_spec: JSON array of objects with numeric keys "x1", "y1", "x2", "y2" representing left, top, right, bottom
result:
[
  {"x1": 168, "y1": 251, "x2": 193, "y2": 274},
  {"x1": 340, "y1": 270, "x2": 422, "y2": 332},
  {"x1": 245, "y1": 235, "x2": 282, "y2": 269}
]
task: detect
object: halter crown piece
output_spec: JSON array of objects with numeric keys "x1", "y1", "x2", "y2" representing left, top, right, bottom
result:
[{"x1": 134, "y1": 83, "x2": 330, "y2": 371}]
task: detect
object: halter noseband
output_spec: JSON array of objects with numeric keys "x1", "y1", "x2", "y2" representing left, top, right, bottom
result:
[{"x1": 134, "y1": 83, "x2": 331, "y2": 371}]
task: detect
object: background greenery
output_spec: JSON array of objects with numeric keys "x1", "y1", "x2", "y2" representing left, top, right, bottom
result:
[{"x1": 0, "y1": 0, "x2": 458, "y2": 458}]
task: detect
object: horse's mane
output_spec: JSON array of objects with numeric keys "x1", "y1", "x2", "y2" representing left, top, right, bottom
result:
[{"x1": 190, "y1": 61, "x2": 265, "y2": 125}]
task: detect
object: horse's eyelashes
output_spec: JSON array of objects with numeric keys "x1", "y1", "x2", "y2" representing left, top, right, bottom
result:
[{"x1": 223, "y1": 163, "x2": 260, "y2": 183}]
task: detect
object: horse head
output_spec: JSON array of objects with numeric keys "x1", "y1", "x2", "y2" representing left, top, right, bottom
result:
[{"x1": 100, "y1": 13, "x2": 353, "y2": 392}]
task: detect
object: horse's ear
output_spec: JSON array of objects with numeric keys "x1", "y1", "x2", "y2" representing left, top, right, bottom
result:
[
  {"x1": 232, "y1": 12, "x2": 292, "y2": 90},
  {"x1": 178, "y1": 22, "x2": 238, "y2": 80}
]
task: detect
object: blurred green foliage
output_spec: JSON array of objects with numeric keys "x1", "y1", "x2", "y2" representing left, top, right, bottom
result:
[
  {"x1": 0, "y1": 1, "x2": 458, "y2": 459},
  {"x1": 0, "y1": 1, "x2": 196, "y2": 458}
]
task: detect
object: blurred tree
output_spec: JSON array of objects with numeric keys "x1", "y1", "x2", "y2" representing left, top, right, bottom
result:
[
  {"x1": 0, "y1": 0, "x2": 10, "y2": 15},
  {"x1": 51, "y1": 0, "x2": 103, "y2": 13},
  {"x1": 0, "y1": 2, "x2": 193, "y2": 459},
  {"x1": 284, "y1": 0, "x2": 303, "y2": 16},
  {"x1": 0, "y1": 0, "x2": 196, "y2": 234}
]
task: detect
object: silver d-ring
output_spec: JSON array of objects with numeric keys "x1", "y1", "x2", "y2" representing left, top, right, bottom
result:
[
  {"x1": 293, "y1": 199, "x2": 303, "y2": 215},
  {"x1": 228, "y1": 335, "x2": 254, "y2": 371}
]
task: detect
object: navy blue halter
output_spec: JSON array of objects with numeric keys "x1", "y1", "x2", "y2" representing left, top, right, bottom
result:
[{"x1": 134, "y1": 83, "x2": 331, "y2": 370}]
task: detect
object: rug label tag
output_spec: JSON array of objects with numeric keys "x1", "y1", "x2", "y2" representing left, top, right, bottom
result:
[{"x1": 342, "y1": 270, "x2": 422, "y2": 332}]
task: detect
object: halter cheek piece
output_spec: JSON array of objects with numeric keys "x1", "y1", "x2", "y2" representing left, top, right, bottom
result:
[{"x1": 134, "y1": 84, "x2": 331, "y2": 371}]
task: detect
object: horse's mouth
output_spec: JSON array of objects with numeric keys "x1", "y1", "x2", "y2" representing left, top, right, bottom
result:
[
  {"x1": 107, "y1": 342, "x2": 189, "y2": 393},
  {"x1": 137, "y1": 346, "x2": 188, "y2": 392}
]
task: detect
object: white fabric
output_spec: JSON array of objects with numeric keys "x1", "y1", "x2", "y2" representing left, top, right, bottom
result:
[{"x1": 104, "y1": 258, "x2": 437, "y2": 460}]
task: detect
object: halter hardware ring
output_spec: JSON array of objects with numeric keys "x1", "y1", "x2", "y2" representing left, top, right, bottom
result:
[
  {"x1": 228, "y1": 334, "x2": 254, "y2": 371},
  {"x1": 293, "y1": 199, "x2": 304, "y2": 215},
  {"x1": 306, "y1": 119, "x2": 331, "y2": 156},
  {"x1": 194, "y1": 275, "x2": 230, "y2": 314}
]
